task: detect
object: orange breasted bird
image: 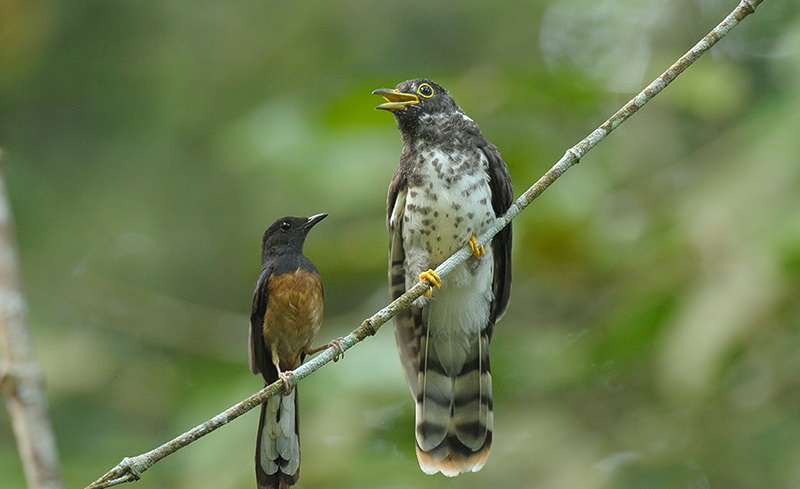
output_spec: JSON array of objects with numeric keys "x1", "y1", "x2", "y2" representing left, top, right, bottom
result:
[
  {"x1": 248, "y1": 213, "x2": 328, "y2": 489},
  {"x1": 374, "y1": 79, "x2": 513, "y2": 476}
]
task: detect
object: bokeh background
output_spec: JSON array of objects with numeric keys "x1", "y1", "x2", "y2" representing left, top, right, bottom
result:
[{"x1": 2, "y1": 0, "x2": 800, "y2": 488}]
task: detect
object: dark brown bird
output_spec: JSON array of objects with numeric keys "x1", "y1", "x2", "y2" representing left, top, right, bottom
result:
[
  {"x1": 373, "y1": 79, "x2": 513, "y2": 476},
  {"x1": 248, "y1": 214, "x2": 327, "y2": 489}
]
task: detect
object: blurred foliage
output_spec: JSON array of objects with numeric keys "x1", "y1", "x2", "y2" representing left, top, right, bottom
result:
[{"x1": 1, "y1": 0, "x2": 800, "y2": 488}]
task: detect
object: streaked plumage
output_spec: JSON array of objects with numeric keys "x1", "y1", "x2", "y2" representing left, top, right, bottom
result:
[{"x1": 374, "y1": 79, "x2": 513, "y2": 476}]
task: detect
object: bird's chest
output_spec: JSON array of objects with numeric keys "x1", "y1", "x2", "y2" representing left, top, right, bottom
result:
[
  {"x1": 263, "y1": 269, "x2": 323, "y2": 368},
  {"x1": 402, "y1": 146, "x2": 494, "y2": 262}
]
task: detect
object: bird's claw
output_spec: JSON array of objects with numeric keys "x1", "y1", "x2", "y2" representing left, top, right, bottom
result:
[
  {"x1": 327, "y1": 337, "x2": 346, "y2": 362},
  {"x1": 468, "y1": 235, "x2": 486, "y2": 258},
  {"x1": 419, "y1": 269, "x2": 442, "y2": 297},
  {"x1": 305, "y1": 337, "x2": 345, "y2": 361},
  {"x1": 278, "y1": 371, "x2": 295, "y2": 394}
]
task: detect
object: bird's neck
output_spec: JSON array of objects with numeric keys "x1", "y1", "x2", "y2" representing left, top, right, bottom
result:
[
  {"x1": 262, "y1": 246, "x2": 306, "y2": 266},
  {"x1": 399, "y1": 111, "x2": 466, "y2": 146}
]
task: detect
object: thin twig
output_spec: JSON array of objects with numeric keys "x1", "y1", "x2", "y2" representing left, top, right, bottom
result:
[
  {"x1": 84, "y1": 1, "x2": 765, "y2": 487},
  {"x1": 473, "y1": 0, "x2": 765, "y2": 252}
]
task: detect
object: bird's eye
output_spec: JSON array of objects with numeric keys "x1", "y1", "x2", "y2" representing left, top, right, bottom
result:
[
  {"x1": 417, "y1": 83, "x2": 434, "y2": 98},
  {"x1": 280, "y1": 221, "x2": 292, "y2": 231}
]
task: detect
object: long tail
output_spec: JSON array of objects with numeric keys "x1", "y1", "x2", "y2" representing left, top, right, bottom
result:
[
  {"x1": 256, "y1": 388, "x2": 300, "y2": 489},
  {"x1": 415, "y1": 328, "x2": 493, "y2": 476}
]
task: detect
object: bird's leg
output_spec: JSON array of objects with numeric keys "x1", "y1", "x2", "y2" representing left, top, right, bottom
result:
[
  {"x1": 305, "y1": 337, "x2": 346, "y2": 362},
  {"x1": 271, "y1": 347, "x2": 295, "y2": 394},
  {"x1": 468, "y1": 234, "x2": 486, "y2": 258},
  {"x1": 419, "y1": 269, "x2": 443, "y2": 297}
]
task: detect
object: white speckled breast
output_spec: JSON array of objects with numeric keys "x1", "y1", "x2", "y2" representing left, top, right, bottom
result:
[{"x1": 402, "y1": 143, "x2": 495, "y2": 290}]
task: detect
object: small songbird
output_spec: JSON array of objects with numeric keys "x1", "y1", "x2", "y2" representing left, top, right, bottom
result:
[
  {"x1": 373, "y1": 79, "x2": 513, "y2": 476},
  {"x1": 248, "y1": 214, "x2": 328, "y2": 489}
]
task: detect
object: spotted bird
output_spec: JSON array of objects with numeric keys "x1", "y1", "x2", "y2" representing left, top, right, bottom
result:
[{"x1": 373, "y1": 79, "x2": 513, "y2": 476}]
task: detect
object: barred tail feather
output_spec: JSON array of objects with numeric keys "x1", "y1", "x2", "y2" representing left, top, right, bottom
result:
[
  {"x1": 416, "y1": 434, "x2": 492, "y2": 477},
  {"x1": 256, "y1": 388, "x2": 300, "y2": 489},
  {"x1": 415, "y1": 329, "x2": 493, "y2": 476}
]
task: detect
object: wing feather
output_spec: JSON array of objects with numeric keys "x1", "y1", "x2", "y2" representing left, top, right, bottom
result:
[
  {"x1": 249, "y1": 266, "x2": 274, "y2": 381},
  {"x1": 480, "y1": 141, "x2": 513, "y2": 327},
  {"x1": 387, "y1": 172, "x2": 423, "y2": 395}
]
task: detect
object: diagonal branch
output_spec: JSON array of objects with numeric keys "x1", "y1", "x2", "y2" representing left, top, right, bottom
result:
[{"x1": 84, "y1": 1, "x2": 765, "y2": 487}]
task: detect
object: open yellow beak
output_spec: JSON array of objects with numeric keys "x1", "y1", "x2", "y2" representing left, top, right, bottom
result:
[{"x1": 372, "y1": 88, "x2": 420, "y2": 111}]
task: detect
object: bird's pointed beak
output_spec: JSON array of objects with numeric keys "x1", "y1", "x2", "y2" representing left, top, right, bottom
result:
[
  {"x1": 305, "y1": 213, "x2": 328, "y2": 230},
  {"x1": 372, "y1": 88, "x2": 419, "y2": 112}
]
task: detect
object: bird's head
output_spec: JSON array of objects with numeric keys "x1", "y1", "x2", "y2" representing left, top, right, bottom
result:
[
  {"x1": 372, "y1": 79, "x2": 460, "y2": 132},
  {"x1": 261, "y1": 213, "x2": 327, "y2": 259}
]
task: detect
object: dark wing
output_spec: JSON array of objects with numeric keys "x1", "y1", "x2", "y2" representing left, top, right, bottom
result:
[
  {"x1": 248, "y1": 265, "x2": 274, "y2": 382},
  {"x1": 480, "y1": 140, "x2": 513, "y2": 327},
  {"x1": 387, "y1": 169, "x2": 422, "y2": 394}
]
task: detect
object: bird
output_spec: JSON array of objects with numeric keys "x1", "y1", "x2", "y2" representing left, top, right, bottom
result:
[
  {"x1": 248, "y1": 213, "x2": 329, "y2": 489},
  {"x1": 373, "y1": 78, "x2": 513, "y2": 476}
]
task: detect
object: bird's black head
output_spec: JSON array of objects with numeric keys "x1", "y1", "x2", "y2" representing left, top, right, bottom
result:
[
  {"x1": 372, "y1": 78, "x2": 462, "y2": 134},
  {"x1": 261, "y1": 213, "x2": 327, "y2": 262}
]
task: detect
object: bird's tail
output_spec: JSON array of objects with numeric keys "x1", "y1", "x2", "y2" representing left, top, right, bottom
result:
[
  {"x1": 256, "y1": 388, "x2": 300, "y2": 489},
  {"x1": 415, "y1": 328, "x2": 493, "y2": 476}
]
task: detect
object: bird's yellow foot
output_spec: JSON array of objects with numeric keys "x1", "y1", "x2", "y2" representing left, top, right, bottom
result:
[
  {"x1": 419, "y1": 269, "x2": 442, "y2": 297},
  {"x1": 468, "y1": 235, "x2": 486, "y2": 258}
]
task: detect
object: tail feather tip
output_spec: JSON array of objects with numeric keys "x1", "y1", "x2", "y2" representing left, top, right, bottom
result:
[{"x1": 416, "y1": 443, "x2": 491, "y2": 477}]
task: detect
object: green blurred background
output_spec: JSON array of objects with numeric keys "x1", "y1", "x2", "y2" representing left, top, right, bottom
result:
[{"x1": 2, "y1": 0, "x2": 800, "y2": 487}]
